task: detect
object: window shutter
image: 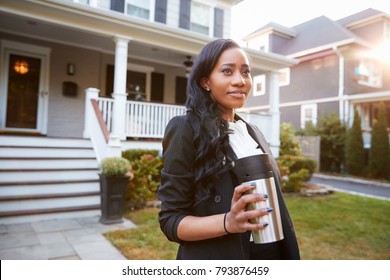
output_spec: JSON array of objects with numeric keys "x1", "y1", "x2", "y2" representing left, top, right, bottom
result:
[
  {"x1": 151, "y1": 72, "x2": 165, "y2": 102},
  {"x1": 175, "y1": 76, "x2": 187, "y2": 105},
  {"x1": 214, "y1": 7, "x2": 224, "y2": 38},
  {"x1": 105, "y1": 65, "x2": 114, "y2": 97},
  {"x1": 179, "y1": 0, "x2": 191, "y2": 30},
  {"x1": 110, "y1": 0, "x2": 124, "y2": 13},
  {"x1": 155, "y1": 0, "x2": 167, "y2": 23}
]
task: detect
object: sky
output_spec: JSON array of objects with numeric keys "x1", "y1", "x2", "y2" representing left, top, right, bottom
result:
[{"x1": 231, "y1": 0, "x2": 390, "y2": 42}]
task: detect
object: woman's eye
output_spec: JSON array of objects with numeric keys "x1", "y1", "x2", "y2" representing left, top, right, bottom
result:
[
  {"x1": 242, "y1": 69, "x2": 251, "y2": 75},
  {"x1": 222, "y1": 68, "x2": 232, "y2": 74}
]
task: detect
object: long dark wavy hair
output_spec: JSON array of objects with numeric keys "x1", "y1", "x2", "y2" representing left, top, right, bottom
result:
[{"x1": 185, "y1": 38, "x2": 241, "y2": 188}]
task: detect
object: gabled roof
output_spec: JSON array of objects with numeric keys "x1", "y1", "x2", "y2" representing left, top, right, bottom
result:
[
  {"x1": 273, "y1": 15, "x2": 367, "y2": 56},
  {"x1": 244, "y1": 9, "x2": 388, "y2": 58},
  {"x1": 337, "y1": 8, "x2": 387, "y2": 27},
  {"x1": 243, "y1": 22, "x2": 296, "y2": 40}
]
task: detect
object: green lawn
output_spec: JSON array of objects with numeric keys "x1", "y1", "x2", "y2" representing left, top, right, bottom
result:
[{"x1": 104, "y1": 192, "x2": 390, "y2": 260}]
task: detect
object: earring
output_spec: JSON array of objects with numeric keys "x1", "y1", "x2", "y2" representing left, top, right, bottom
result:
[{"x1": 205, "y1": 88, "x2": 210, "y2": 91}]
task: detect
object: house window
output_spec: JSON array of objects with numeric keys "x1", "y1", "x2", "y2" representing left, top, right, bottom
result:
[
  {"x1": 191, "y1": 1, "x2": 211, "y2": 36},
  {"x1": 73, "y1": 0, "x2": 89, "y2": 4},
  {"x1": 301, "y1": 104, "x2": 317, "y2": 128},
  {"x1": 126, "y1": 0, "x2": 153, "y2": 20},
  {"x1": 355, "y1": 58, "x2": 382, "y2": 88},
  {"x1": 279, "y1": 68, "x2": 290, "y2": 86},
  {"x1": 253, "y1": 75, "x2": 266, "y2": 96},
  {"x1": 105, "y1": 64, "x2": 154, "y2": 100}
]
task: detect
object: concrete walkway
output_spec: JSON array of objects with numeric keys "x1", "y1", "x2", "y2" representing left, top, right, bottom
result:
[{"x1": 0, "y1": 216, "x2": 136, "y2": 260}]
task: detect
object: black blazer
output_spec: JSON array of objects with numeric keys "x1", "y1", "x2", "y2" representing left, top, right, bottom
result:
[{"x1": 158, "y1": 115, "x2": 300, "y2": 260}]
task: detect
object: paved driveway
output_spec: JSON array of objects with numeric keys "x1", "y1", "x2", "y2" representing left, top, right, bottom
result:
[{"x1": 310, "y1": 174, "x2": 390, "y2": 201}]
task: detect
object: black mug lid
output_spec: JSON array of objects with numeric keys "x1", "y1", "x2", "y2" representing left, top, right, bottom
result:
[{"x1": 232, "y1": 154, "x2": 274, "y2": 183}]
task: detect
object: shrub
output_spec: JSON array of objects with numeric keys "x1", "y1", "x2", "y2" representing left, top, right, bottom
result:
[
  {"x1": 277, "y1": 155, "x2": 316, "y2": 192},
  {"x1": 317, "y1": 113, "x2": 346, "y2": 173},
  {"x1": 344, "y1": 109, "x2": 364, "y2": 176},
  {"x1": 122, "y1": 150, "x2": 163, "y2": 209},
  {"x1": 122, "y1": 149, "x2": 159, "y2": 162},
  {"x1": 369, "y1": 103, "x2": 390, "y2": 179},
  {"x1": 282, "y1": 169, "x2": 309, "y2": 193},
  {"x1": 99, "y1": 157, "x2": 131, "y2": 177}
]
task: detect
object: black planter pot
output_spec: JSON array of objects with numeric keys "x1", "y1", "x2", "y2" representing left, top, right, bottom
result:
[{"x1": 99, "y1": 174, "x2": 129, "y2": 224}]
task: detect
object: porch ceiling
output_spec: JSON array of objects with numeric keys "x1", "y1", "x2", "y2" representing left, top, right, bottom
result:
[{"x1": 0, "y1": 0, "x2": 296, "y2": 71}]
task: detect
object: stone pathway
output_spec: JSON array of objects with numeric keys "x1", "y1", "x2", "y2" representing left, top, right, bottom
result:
[{"x1": 0, "y1": 216, "x2": 136, "y2": 260}]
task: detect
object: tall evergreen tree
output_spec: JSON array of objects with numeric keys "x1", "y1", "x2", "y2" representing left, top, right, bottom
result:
[
  {"x1": 369, "y1": 102, "x2": 390, "y2": 179},
  {"x1": 318, "y1": 113, "x2": 346, "y2": 173},
  {"x1": 345, "y1": 109, "x2": 364, "y2": 175}
]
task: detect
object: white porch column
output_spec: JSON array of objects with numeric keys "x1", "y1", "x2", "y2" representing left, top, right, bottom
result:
[
  {"x1": 83, "y1": 87, "x2": 100, "y2": 138},
  {"x1": 268, "y1": 71, "x2": 281, "y2": 157},
  {"x1": 112, "y1": 36, "x2": 131, "y2": 140}
]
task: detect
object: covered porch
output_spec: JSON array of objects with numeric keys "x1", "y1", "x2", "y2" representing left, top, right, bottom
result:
[{"x1": 0, "y1": 0, "x2": 297, "y2": 159}]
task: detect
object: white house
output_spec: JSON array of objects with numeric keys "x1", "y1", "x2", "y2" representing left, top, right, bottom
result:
[{"x1": 0, "y1": 0, "x2": 296, "y2": 224}]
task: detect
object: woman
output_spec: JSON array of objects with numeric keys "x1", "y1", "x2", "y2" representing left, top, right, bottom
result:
[{"x1": 158, "y1": 38, "x2": 300, "y2": 260}]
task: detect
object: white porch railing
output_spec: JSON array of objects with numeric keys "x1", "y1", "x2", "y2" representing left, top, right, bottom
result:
[
  {"x1": 96, "y1": 97, "x2": 273, "y2": 142},
  {"x1": 85, "y1": 92, "x2": 276, "y2": 159},
  {"x1": 237, "y1": 111, "x2": 272, "y2": 142},
  {"x1": 97, "y1": 98, "x2": 187, "y2": 139}
]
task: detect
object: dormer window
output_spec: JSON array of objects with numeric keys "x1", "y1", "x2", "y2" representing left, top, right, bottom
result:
[
  {"x1": 191, "y1": 2, "x2": 210, "y2": 36},
  {"x1": 126, "y1": 0, "x2": 154, "y2": 20},
  {"x1": 179, "y1": 0, "x2": 224, "y2": 38}
]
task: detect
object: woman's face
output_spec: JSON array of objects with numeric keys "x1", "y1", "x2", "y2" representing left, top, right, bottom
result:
[{"x1": 201, "y1": 47, "x2": 252, "y2": 119}]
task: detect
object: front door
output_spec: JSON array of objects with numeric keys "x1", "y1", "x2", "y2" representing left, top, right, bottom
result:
[{"x1": 0, "y1": 40, "x2": 50, "y2": 134}]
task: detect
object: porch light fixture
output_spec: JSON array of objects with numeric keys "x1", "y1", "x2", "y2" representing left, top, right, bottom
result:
[
  {"x1": 14, "y1": 60, "x2": 29, "y2": 74},
  {"x1": 183, "y1": 55, "x2": 193, "y2": 78},
  {"x1": 67, "y1": 63, "x2": 75, "y2": 75}
]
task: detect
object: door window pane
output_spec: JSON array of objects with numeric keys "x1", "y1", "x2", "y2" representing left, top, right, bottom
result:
[
  {"x1": 126, "y1": 70, "x2": 146, "y2": 100},
  {"x1": 6, "y1": 54, "x2": 41, "y2": 129}
]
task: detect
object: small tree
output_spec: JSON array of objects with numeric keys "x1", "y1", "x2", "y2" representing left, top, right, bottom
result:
[
  {"x1": 280, "y1": 122, "x2": 302, "y2": 156},
  {"x1": 344, "y1": 109, "x2": 364, "y2": 176},
  {"x1": 278, "y1": 123, "x2": 316, "y2": 192},
  {"x1": 369, "y1": 103, "x2": 390, "y2": 179}
]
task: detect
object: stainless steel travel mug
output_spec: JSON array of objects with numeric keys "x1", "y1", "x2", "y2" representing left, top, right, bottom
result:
[{"x1": 232, "y1": 153, "x2": 284, "y2": 244}]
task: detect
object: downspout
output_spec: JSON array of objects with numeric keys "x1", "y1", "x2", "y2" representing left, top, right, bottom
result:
[
  {"x1": 268, "y1": 71, "x2": 280, "y2": 158},
  {"x1": 333, "y1": 46, "x2": 345, "y2": 123}
]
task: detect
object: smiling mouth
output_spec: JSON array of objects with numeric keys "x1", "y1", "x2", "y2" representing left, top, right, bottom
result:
[{"x1": 228, "y1": 91, "x2": 246, "y2": 98}]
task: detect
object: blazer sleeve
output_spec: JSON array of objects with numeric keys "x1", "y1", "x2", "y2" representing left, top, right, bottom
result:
[{"x1": 158, "y1": 115, "x2": 196, "y2": 243}]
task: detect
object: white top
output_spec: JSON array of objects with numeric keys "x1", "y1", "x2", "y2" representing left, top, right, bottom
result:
[
  {"x1": 229, "y1": 120, "x2": 264, "y2": 242},
  {"x1": 228, "y1": 120, "x2": 263, "y2": 159}
]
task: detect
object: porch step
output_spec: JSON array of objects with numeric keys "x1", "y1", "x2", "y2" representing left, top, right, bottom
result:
[
  {"x1": 0, "y1": 135, "x2": 102, "y2": 224},
  {"x1": 0, "y1": 170, "x2": 99, "y2": 184},
  {"x1": 0, "y1": 146, "x2": 96, "y2": 158},
  {"x1": 0, "y1": 158, "x2": 98, "y2": 170}
]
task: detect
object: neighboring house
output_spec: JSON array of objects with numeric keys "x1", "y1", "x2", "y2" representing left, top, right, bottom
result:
[
  {"x1": 0, "y1": 0, "x2": 295, "y2": 224},
  {"x1": 243, "y1": 8, "x2": 390, "y2": 149}
]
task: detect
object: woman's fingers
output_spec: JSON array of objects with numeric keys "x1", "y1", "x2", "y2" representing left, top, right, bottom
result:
[
  {"x1": 231, "y1": 183, "x2": 255, "y2": 203},
  {"x1": 231, "y1": 192, "x2": 268, "y2": 213},
  {"x1": 235, "y1": 207, "x2": 272, "y2": 222},
  {"x1": 227, "y1": 183, "x2": 273, "y2": 233}
]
